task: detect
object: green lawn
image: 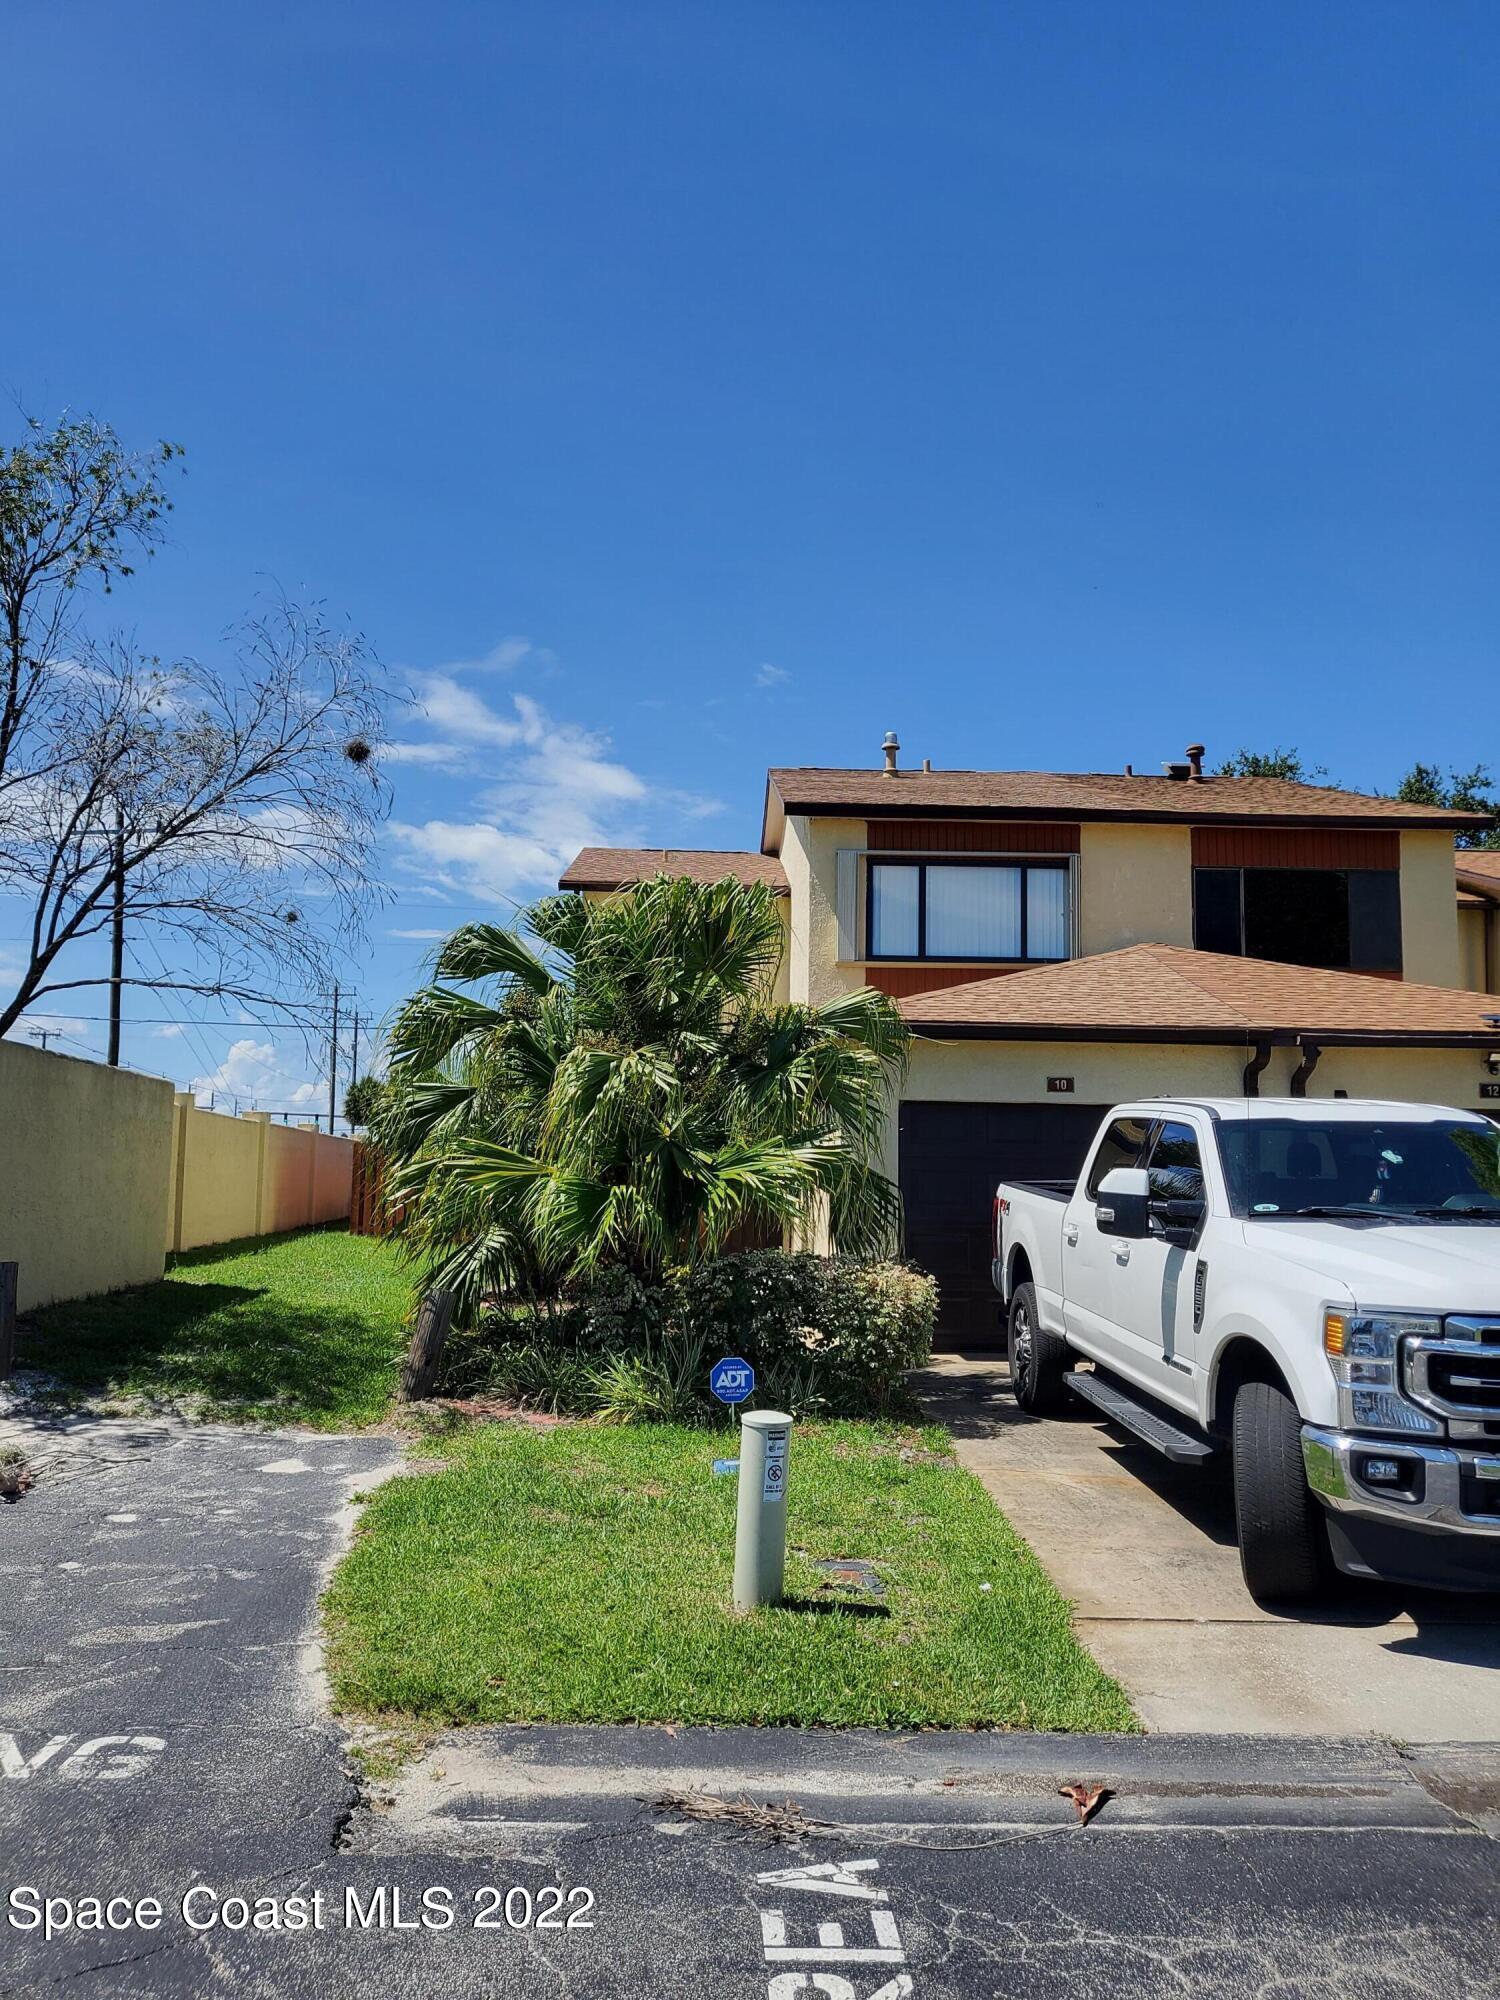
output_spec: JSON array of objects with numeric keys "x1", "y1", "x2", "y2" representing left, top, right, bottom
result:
[
  {"x1": 325, "y1": 1419, "x2": 1136, "y2": 1730},
  {"x1": 19, "y1": 1228, "x2": 413, "y2": 1430}
]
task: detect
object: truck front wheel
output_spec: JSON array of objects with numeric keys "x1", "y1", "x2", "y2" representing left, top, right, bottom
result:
[
  {"x1": 1232, "y1": 1379, "x2": 1327, "y2": 1607},
  {"x1": 1007, "y1": 1283, "x2": 1070, "y2": 1415}
]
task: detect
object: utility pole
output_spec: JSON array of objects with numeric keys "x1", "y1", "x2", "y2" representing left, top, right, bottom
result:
[
  {"x1": 351, "y1": 1010, "x2": 360, "y2": 1089},
  {"x1": 107, "y1": 803, "x2": 125, "y2": 1067},
  {"x1": 27, "y1": 1027, "x2": 54, "y2": 1053},
  {"x1": 328, "y1": 983, "x2": 340, "y2": 1135}
]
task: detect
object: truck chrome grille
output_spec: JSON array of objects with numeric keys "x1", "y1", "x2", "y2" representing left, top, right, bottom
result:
[{"x1": 1404, "y1": 1328, "x2": 1500, "y2": 1423}]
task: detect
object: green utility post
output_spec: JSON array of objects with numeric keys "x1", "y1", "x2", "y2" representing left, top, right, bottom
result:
[{"x1": 732, "y1": 1410, "x2": 794, "y2": 1611}]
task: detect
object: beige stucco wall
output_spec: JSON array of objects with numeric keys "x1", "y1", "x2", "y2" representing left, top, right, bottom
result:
[
  {"x1": 772, "y1": 898, "x2": 792, "y2": 1005},
  {"x1": 1458, "y1": 903, "x2": 1494, "y2": 994},
  {"x1": 168, "y1": 1102, "x2": 356, "y2": 1252},
  {"x1": 782, "y1": 812, "x2": 868, "y2": 1005},
  {"x1": 1401, "y1": 831, "x2": 1464, "y2": 988},
  {"x1": 1077, "y1": 823, "x2": 1194, "y2": 954},
  {"x1": 1, "y1": 1041, "x2": 174, "y2": 1311},
  {"x1": 169, "y1": 1099, "x2": 265, "y2": 1251},
  {"x1": 886, "y1": 1034, "x2": 1500, "y2": 1190}
]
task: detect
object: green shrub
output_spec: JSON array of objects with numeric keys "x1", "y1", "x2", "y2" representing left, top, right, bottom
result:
[{"x1": 440, "y1": 1252, "x2": 937, "y2": 1420}]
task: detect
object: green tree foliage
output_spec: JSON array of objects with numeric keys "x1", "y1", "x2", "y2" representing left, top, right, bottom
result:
[
  {"x1": 344, "y1": 1073, "x2": 387, "y2": 1130},
  {"x1": 377, "y1": 876, "x2": 912, "y2": 1317},
  {"x1": 1216, "y1": 746, "x2": 1329, "y2": 783},
  {"x1": 1396, "y1": 762, "x2": 1500, "y2": 849}
]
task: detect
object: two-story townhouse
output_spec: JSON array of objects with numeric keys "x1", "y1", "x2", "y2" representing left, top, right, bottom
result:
[{"x1": 562, "y1": 740, "x2": 1500, "y2": 1341}]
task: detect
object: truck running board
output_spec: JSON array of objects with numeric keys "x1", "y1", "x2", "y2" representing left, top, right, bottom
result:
[{"x1": 1064, "y1": 1370, "x2": 1216, "y2": 1464}]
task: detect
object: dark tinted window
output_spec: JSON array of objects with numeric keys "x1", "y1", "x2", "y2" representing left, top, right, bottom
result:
[
  {"x1": 1193, "y1": 868, "x2": 1241, "y2": 954},
  {"x1": 1218, "y1": 1119, "x2": 1500, "y2": 1217},
  {"x1": 1191, "y1": 866, "x2": 1402, "y2": 975},
  {"x1": 1347, "y1": 870, "x2": 1403, "y2": 972},
  {"x1": 1085, "y1": 1117, "x2": 1152, "y2": 1197},
  {"x1": 1244, "y1": 868, "x2": 1349, "y2": 969},
  {"x1": 1147, "y1": 1120, "x2": 1205, "y2": 1204}
]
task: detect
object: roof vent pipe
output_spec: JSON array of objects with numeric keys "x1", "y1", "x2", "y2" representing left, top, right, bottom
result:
[
  {"x1": 882, "y1": 731, "x2": 900, "y2": 776},
  {"x1": 1186, "y1": 742, "x2": 1206, "y2": 782},
  {"x1": 921, "y1": 757, "x2": 932, "y2": 773}
]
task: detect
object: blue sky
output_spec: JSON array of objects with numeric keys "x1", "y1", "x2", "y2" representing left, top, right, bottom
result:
[{"x1": 4, "y1": 1, "x2": 1496, "y2": 1112}]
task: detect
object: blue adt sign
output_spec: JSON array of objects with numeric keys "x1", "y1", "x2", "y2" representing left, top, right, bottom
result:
[{"x1": 709, "y1": 1356, "x2": 756, "y2": 1406}]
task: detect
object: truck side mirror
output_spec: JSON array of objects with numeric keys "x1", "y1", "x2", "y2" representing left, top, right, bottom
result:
[{"x1": 1096, "y1": 1166, "x2": 1150, "y2": 1239}]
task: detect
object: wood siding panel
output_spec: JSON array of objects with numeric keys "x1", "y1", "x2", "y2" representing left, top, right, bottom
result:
[
  {"x1": 868, "y1": 965, "x2": 1024, "y2": 998},
  {"x1": 867, "y1": 819, "x2": 1080, "y2": 853},
  {"x1": 1191, "y1": 826, "x2": 1399, "y2": 869}
]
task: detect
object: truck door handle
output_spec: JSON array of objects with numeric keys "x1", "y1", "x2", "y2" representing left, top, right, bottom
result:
[
  {"x1": 1064, "y1": 1224, "x2": 1079, "y2": 1246},
  {"x1": 1114, "y1": 1246, "x2": 1131, "y2": 1265}
]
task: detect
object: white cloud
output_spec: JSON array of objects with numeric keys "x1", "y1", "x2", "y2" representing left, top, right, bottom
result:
[
  {"x1": 412, "y1": 674, "x2": 532, "y2": 748},
  {"x1": 437, "y1": 635, "x2": 536, "y2": 676},
  {"x1": 755, "y1": 662, "x2": 792, "y2": 688},
  {"x1": 388, "y1": 927, "x2": 449, "y2": 940},
  {"x1": 188, "y1": 1037, "x2": 323, "y2": 1113},
  {"x1": 154, "y1": 1022, "x2": 187, "y2": 1040},
  {"x1": 386, "y1": 641, "x2": 719, "y2": 908},
  {"x1": 379, "y1": 740, "x2": 469, "y2": 768}
]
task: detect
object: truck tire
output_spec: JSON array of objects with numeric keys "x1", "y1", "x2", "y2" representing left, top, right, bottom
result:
[
  {"x1": 1007, "y1": 1282, "x2": 1070, "y2": 1416},
  {"x1": 1232, "y1": 1378, "x2": 1327, "y2": 1607}
]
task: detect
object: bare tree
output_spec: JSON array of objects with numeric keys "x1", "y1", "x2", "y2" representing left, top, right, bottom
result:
[{"x1": 0, "y1": 412, "x2": 389, "y2": 1040}]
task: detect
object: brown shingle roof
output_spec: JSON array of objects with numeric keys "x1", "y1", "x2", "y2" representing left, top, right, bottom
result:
[
  {"x1": 898, "y1": 943, "x2": 1500, "y2": 1044},
  {"x1": 559, "y1": 847, "x2": 788, "y2": 894},
  {"x1": 1457, "y1": 850, "x2": 1500, "y2": 902},
  {"x1": 763, "y1": 767, "x2": 1490, "y2": 848}
]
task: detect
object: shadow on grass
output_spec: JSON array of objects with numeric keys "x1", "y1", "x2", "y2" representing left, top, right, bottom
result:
[
  {"x1": 778, "y1": 1596, "x2": 892, "y2": 1619},
  {"x1": 163, "y1": 1222, "x2": 354, "y2": 1272},
  {"x1": 20, "y1": 1272, "x2": 396, "y2": 1420}
]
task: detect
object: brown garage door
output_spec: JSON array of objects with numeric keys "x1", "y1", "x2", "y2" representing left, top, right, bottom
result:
[{"x1": 899, "y1": 1100, "x2": 1109, "y2": 1347}]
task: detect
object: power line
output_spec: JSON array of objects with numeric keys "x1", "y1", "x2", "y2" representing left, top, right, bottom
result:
[
  {"x1": 16, "y1": 1009, "x2": 341, "y2": 1026},
  {"x1": 127, "y1": 936, "x2": 225, "y2": 1099}
]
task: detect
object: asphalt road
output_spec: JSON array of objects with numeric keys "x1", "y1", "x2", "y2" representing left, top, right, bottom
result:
[{"x1": 4, "y1": 1414, "x2": 1500, "y2": 1997}]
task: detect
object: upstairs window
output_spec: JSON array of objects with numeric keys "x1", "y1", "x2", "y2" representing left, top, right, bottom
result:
[
  {"x1": 867, "y1": 859, "x2": 1071, "y2": 962},
  {"x1": 1193, "y1": 867, "x2": 1402, "y2": 974}
]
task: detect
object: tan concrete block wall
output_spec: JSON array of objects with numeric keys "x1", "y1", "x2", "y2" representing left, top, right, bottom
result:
[
  {"x1": 311, "y1": 1131, "x2": 355, "y2": 1223},
  {"x1": 264, "y1": 1125, "x2": 316, "y2": 1236},
  {"x1": 166, "y1": 1103, "x2": 357, "y2": 1253},
  {"x1": 1401, "y1": 831, "x2": 1464, "y2": 988},
  {"x1": 168, "y1": 1099, "x2": 264, "y2": 1251},
  {"x1": 1, "y1": 1041, "x2": 174, "y2": 1312}
]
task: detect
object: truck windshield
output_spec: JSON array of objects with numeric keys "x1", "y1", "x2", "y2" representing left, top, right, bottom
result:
[{"x1": 1218, "y1": 1118, "x2": 1500, "y2": 1220}]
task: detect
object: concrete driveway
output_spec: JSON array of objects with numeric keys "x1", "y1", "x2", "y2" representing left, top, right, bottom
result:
[{"x1": 919, "y1": 1353, "x2": 1500, "y2": 1736}]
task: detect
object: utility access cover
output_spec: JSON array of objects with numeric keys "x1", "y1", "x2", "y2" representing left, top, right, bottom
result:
[{"x1": 812, "y1": 1558, "x2": 885, "y2": 1596}]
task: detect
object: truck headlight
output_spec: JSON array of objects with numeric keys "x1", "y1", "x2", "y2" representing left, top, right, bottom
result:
[{"x1": 1323, "y1": 1311, "x2": 1443, "y2": 1435}]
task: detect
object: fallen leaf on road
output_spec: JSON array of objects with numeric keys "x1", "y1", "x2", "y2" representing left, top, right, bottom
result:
[{"x1": 1058, "y1": 1783, "x2": 1111, "y2": 1826}]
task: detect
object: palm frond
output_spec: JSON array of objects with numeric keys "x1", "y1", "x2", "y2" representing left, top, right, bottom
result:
[{"x1": 435, "y1": 921, "x2": 558, "y2": 995}]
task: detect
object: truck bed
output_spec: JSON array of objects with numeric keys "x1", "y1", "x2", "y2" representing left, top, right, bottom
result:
[{"x1": 1003, "y1": 1178, "x2": 1073, "y2": 1202}]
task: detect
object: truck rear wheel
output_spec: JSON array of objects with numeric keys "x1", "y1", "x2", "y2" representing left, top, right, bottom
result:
[
  {"x1": 1232, "y1": 1378, "x2": 1327, "y2": 1607},
  {"x1": 1007, "y1": 1282, "x2": 1070, "y2": 1416}
]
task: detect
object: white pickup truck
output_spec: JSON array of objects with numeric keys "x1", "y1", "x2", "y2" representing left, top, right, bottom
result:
[{"x1": 992, "y1": 1098, "x2": 1500, "y2": 1604}]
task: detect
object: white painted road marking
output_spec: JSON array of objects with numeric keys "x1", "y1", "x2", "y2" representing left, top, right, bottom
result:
[
  {"x1": 1, "y1": 1733, "x2": 166, "y2": 1781},
  {"x1": 755, "y1": 1857, "x2": 914, "y2": 1997}
]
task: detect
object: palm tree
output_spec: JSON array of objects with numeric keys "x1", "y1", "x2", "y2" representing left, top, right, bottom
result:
[{"x1": 377, "y1": 876, "x2": 910, "y2": 1318}]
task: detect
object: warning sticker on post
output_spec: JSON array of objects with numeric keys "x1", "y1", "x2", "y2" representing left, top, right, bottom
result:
[{"x1": 762, "y1": 1432, "x2": 788, "y2": 1504}]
